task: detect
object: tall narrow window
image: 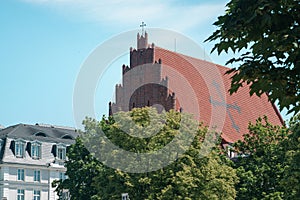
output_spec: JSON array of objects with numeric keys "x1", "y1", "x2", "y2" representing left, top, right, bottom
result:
[
  {"x1": 15, "y1": 140, "x2": 25, "y2": 158},
  {"x1": 59, "y1": 172, "x2": 66, "y2": 180},
  {"x1": 53, "y1": 144, "x2": 67, "y2": 165},
  {"x1": 57, "y1": 146, "x2": 66, "y2": 160},
  {"x1": 34, "y1": 170, "x2": 40, "y2": 182},
  {"x1": 17, "y1": 169, "x2": 25, "y2": 181},
  {"x1": 0, "y1": 139, "x2": 3, "y2": 152},
  {"x1": 31, "y1": 142, "x2": 41, "y2": 159},
  {"x1": 33, "y1": 190, "x2": 40, "y2": 200},
  {"x1": 17, "y1": 189, "x2": 24, "y2": 200}
]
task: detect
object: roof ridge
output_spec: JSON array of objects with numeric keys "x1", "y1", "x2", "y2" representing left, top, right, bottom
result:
[
  {"x1": 34, "y1": 123, "x2": 76, "y2": 131},
  {"x1": 154, "y1": 46, "x2": 231, "y2": 70},
  {"x1": 7, "y1": 124, "x2": 25, "y2": 137},
  {"x1": 0, "y1": 124, "x2": 21, "y2": 137}
]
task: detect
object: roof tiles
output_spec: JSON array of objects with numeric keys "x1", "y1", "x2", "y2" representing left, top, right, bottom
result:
[{"x1": 154, "y1": 47, "x2": 283, "y2": 143}]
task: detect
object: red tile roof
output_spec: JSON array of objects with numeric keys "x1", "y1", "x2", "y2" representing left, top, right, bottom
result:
[{"x1": 153, "y1": 47, "x2": 283, "y2": 143}]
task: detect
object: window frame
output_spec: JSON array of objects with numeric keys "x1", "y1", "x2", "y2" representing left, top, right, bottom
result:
[
  {"x1": 33, "y1": 170, "x2": 41, "y2": 182},
  {"x1": 15, "y1": 140, "x2": 26, "y2": 158},
  {"x1": 17, "y1": 168, "x2": 25, "y2": 181},
  {"x1": 17, "y1": 189, "x2": 25, "y2": 200},
  {"x1": 33, "y1": 190, "x2": 40, "y2": 200},
  {"x1": 31, "y1": 141, "x2": 42, "y2": 159},
  {"x1": 56, "y1": 144, "x2": 66, "y2": 160},
  {"x1": 59, "y1": 172, "x2": 66, "y2": 180}
]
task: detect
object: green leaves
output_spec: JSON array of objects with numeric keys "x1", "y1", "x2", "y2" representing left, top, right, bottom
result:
[
  {"x1": 53, "y1": 108, "x2": 238, "y2": 199},
  {"x1": 232, "y1": 115, "x2": 300, "y2": 199},
  {"x1": 53, "y1": 107, "x2": 300, "y2": 199},
  {"x1": 206, "y1": 0, "x2": 300, "y2": 114}
]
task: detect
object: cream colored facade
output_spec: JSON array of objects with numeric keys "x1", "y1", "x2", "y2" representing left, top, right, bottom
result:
[{"x1": 0, "y1": 124, "x2": 77, "y2": 200}]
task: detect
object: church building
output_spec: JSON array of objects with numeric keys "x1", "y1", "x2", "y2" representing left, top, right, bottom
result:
[{"x1": 109, "y1": 30, "x2": 283, "y2": 155}]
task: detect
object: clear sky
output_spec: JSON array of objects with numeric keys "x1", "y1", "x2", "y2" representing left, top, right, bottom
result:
[{"x1": 0, "y1": 0, "x2": 291, "y2": 128}]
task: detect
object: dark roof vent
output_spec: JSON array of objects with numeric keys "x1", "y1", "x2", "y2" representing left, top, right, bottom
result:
[
  {"x1": 35, "y1": 132, "x2": 47, "y2": 137},
  {"x1": 61, "y1": 135, "x2": 73, "y2": 140}
]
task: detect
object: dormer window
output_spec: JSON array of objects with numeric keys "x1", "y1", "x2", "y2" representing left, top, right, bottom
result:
[
  {"x1": 15, "y1": 140, "x2": 26, "y2": 158},
  {"x1": 57, "y1": 145, "x2": 66, "y2": 160},
  {"x1": 31, "y1": 141, "x2": 41, "y2": 159},
  {"x1": 52, "y1": 143, "x2": 66, "y2": 161}
]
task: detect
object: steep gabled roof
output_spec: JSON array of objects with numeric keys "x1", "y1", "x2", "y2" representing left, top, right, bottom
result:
[{"x1": 153, "y1": 47, "x2": 283, "y2": 143}]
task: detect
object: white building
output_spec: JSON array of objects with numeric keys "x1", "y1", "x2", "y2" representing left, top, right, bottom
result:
[{"x1": 0, "y1": 123, "x2": 78, "y2": 200}]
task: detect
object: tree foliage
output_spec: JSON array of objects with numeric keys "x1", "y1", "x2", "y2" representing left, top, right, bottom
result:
[
  {"x1": 52, "y1": 138, "x2": 101, "y2": 199},
  {"x1": 233, "y1": 115, "x2": 300, "y2": 199},
  {"x1": 206, "y1": 0, "x2": 300, "y2": 114},
  {"x1": 233, "y1": 117, "x2": 288, "y2": 199},
  {"x1": 54, "y1": 107, "x2": 238, "y2": 199},
  {"x1": 280, "y1": 114, "x2": 300, "y2": 199},
  {"x1": 53, "y1": 107, "x2": 300, "y2": 199}
]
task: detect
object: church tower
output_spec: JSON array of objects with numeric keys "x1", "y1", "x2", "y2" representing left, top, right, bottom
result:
[
  {"x1": 109, "y1": 30, "x2": 179, "y2": 115},
  {"x1": 137, "y1": 31, "x2": 148, "y2": 49}
]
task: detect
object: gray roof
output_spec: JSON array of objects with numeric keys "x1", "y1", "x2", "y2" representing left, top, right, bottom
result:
[
  {"x1": 0, "y1": 124, "x2": 79, "y2": 166},
  {"x1": 0, "y1": 123, "x2": 78, "y2": 143}
]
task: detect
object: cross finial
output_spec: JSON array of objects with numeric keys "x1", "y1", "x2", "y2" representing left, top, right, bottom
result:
[{"x1": 140, "y1": 22, "x2": 146, "y2": 36}]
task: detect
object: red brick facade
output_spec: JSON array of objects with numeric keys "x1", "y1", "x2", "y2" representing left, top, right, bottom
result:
[{"x1": 109, "y1": 32, "x2": 180, "y2": 115}]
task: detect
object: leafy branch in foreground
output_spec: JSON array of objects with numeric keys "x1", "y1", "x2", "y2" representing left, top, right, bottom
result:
[{"x1": 206, "y1": 0, "x2": 300, "y2": 114}]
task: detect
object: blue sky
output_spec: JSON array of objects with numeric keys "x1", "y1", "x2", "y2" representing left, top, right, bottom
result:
[{"x1": 0, "y1": 0, "x2": 291, "y2": 128}]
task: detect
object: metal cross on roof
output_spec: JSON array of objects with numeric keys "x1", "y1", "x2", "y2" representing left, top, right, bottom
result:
[
  {"x1": 209, "y1": 81, "x2": 241, "y2": 133},
  {"x1": 140, "y1": 22, "x2": 146, "y2": 36}
]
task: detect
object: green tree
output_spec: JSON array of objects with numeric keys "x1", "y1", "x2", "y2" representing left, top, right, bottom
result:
[
  {"x1": 54, "y1": 107, "x2": 238, "y2": 199},
  {"x1": 206, "y1": 0, "x2": 300, "y2": 114},
  {"x1": 52, "y1": 138, "x2": 101, "y2": 199},
  {"x1": 280, "y1": 114, "x2": 300, "y2": 199},
  {"x1": 233, "y1": 117, "x2": 289, "y2": 199}
]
